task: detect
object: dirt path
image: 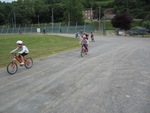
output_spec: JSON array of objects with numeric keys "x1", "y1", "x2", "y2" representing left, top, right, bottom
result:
[{"x1": 0, "y1": 34, "x2": 150, "y2": 113}]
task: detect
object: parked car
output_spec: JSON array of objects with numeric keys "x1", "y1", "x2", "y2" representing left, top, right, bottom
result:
[
  {"x1": 127, "y1": 28, "x2": 138, "y2": 36},
  {"x1": 128, "y1": 28, "x2": 148, "y2": 36},
  {"x1": 146, "y1": 27, "x2": 150, "y2": 33},
  {"x1": 137, "y1": 28, "x2": 148, "y2": 35}
]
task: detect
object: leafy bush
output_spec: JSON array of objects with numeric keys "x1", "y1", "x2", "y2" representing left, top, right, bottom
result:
[
  {"x1": 142, "y1": 21, "x2": 150, "y2": 28},
  {"x1": 131, "y1": 20, "x2": 142, "y2": 27}
]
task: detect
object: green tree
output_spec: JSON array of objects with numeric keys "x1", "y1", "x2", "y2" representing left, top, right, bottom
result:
[
  {"x1": 11, "y1": 0, "x2": 35, "y2": 24},
  {"x1": 0, "y1": 2, "x2": 13, "y2": 25},
  {"x1": 63, "y1": 0, "x2": 84, "y2": 25},
  {"x1": 0, "y1": 13, "x2": 5, "y2": 25},
  {"x1": 82, "y1": 0, "x2": 95, "y2": 8},
  {"x1": 0, "y1": 3, "x2": 5, "y2": 25},
  {"x1": 45, "y1": 0, "x2": 63, "y2": 4},
  {"x1": 48, "y1": 4, "x2": 64, "y2": 23},
  {"x1": 113, "y1": 0, "x2": 150, "y2": 20},
  {"x1": 34, "y1": 0, "x2": 49, "y2": 24}
]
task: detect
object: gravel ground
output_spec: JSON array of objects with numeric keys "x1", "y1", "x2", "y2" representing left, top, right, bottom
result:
[{"x1": 0, "y1": 34, "x2": 150, "y2": 113}]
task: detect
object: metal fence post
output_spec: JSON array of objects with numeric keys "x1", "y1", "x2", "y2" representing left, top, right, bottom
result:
[
  {"x1": 58, "y1": 22, "x2": 61, "y2": 33},
  {"x1": 30, "y1": 24, "x2": 33, "y2": 33},
  {"x1": 75, "y1": 22, "x2": 77, "y2": 32},
  {"x1": 1, "y1": 25, "x2": 4, "y2": 34},
  {"x1": 24, "y1": 24, "x2": 26, "y2": 34},
  {"x1": 6, "y1": 25, "x2": 9, "y2": 34},
  {"x1": 84, "y1": 22, "x2": 86, "y2": 32}
]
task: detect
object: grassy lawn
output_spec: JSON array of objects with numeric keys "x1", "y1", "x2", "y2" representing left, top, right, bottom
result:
[{"x1": 0, "y1": 34, "x2": 80, "y2": 68}]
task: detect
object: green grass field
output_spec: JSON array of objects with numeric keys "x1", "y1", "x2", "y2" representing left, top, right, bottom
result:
[{"x1": 0, "y1": 34, "x2": 80, "y2": 68}]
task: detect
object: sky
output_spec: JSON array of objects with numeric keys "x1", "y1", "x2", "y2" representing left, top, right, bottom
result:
[{"x1": 0, "y1": 0, "x2": 17, "y2": 3}]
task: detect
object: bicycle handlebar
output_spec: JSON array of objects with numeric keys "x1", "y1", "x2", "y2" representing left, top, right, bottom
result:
[{"x1": 11, "y1": 53, "x2": 19, "y2": 56}]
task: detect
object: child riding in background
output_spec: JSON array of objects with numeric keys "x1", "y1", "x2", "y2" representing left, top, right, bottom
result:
[
  {"x1": 10, "y1": 40, "x2": 29, "y2": 65},
  {"x1": 90, "y1": 32, "x2": 95, "y2": 42},
  {"x1": 80, "y1": 34, "x2": 89, "y2": 52}
]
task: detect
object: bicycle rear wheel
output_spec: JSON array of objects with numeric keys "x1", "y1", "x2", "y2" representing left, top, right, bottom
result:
[
  {"x1": 25, "y1": 57, "x2": 33, "y2": 69},
  {"x1": 7, "y1": 62, "x2": 18, "y2": 75}
]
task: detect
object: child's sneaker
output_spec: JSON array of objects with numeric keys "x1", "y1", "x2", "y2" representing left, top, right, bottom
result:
[{"x1": 20, "y1": 62, "x2": 24, "y2": 66}]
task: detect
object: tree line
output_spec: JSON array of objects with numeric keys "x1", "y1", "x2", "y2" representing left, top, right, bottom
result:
[{"x1": 0, "y1": 0, "x2": 149, "y2": 27}]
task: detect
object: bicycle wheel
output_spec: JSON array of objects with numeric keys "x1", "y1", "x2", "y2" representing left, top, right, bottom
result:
[
  {"x1": 7, "y1": 62, "x2": 18, "y2": 75},
  {"x1": 81, "y1": 49, "x2": 83, "y2": 57},
  {"x1": 81, "y1": 47, "x2": 85, "y2": 57},
  {"x1": 25, "y1": 57, "x2": 33, "y2": 69},
  {"x1": 92, "y1": 38, "x2": 95, "y2": 42}
]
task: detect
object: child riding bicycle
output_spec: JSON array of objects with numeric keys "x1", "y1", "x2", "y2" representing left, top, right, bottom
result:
[
  {"x1": 90, "y1": 32, "x2": 95, "y2": 41},
  {"x1": 79, "y1": 34, "x2": 89, "y2": 52},
  {"x1": 10, "y1": 40, "x2": 29, "y2": 65}
]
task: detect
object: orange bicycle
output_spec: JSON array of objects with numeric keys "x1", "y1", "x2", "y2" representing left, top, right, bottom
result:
[{"x1": 7, "y1": 53, "x2": 33, "y2": 75}]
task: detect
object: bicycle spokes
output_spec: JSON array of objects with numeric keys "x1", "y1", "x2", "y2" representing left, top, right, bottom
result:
[
  {"x1": 25, "y1": 60, "x2": 30, "y2": 65},
  {"x1": 25, "y1": 58, "x2": 33, "y2": 69},
  {"x1": 7, "y1": 62, "x2": 18, "y2": 75}
]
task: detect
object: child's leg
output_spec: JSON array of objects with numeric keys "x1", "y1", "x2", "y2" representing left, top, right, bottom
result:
[
  {"x1": 20, "y1": 55, "x2": 24, "y2": 64},
  {"x1": 19, "y1": 53, "x2": 27, "y2": 65}
]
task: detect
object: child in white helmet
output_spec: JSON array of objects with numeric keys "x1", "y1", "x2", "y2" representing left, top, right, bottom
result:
[{"x1": 10, "y1": 40, "x2": 29, "y2": 65}]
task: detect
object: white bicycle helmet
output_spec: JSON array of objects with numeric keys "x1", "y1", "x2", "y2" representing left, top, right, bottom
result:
[{"x1": 16, "y1": 40, "x2": 23, "y2": 44}]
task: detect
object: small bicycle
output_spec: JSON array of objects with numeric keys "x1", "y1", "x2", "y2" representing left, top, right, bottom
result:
[
  {"x1": 80, "y1": 45, "x2": 88, "y2": 57},
  {"x1": 91, "y1": 36, "x2": 95, "y2": 42},
  {"x1": 7, "y1": 53, "x2": 33, "y2": 75}
]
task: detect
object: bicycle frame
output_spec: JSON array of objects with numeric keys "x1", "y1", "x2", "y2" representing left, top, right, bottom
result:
[
  {"x1": 14, "y1": 55, "x2": 21, "y2": 63},
  {"x1": 12, "y1": 53, "x2": 23, "y2": 64}
]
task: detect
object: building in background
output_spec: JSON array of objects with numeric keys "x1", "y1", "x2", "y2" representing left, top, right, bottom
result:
[{"x1": 83, "y1": 8, "x2": 93, "y2": 21}]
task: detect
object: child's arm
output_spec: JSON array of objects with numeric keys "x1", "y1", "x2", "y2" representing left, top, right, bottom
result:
[
  {"x1": 10, "y1": 47, "x2": 19, "y2": 53},
  {"x1": 87, "y1": 39, "x2": 89, "y2": 44}
]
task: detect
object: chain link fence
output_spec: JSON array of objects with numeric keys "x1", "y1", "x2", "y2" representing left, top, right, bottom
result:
[{"x1": 0, "y1": 23, "x2": 95, "y2": 34}]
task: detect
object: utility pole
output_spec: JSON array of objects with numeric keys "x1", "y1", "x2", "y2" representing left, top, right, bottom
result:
[
  {"x1": 37, "y1": 15, "x2": 39, "y2": 26},
  {"x1": 51, "y1": 8, "x2": 54, "y2": 33},
  {"x1": 99, "y1": 6, "x2": 101, "y2": 31},
  {"x1": 13, "y1": 11, "x2": 16, "y2": 29},
  {"x1": 67, "y1": 13, "x2": 70, "y2": 33},
  {"x1": 103, "y1": 12, "x2": 106, "y2": 35}
]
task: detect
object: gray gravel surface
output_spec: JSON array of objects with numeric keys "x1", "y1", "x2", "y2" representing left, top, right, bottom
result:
[{"x1": 0, "y1": 34, "x2": 150, "y2": 113}]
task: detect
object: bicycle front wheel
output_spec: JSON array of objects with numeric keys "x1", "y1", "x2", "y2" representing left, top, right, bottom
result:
[
  {"x1": 7, "y1": 62, "x2": 18, "y2": 75},
  {"x1": 25, "y1": 57, "x2": 33, "y2": 69},
  {"x1": 81, "y1": 47, "x2": 84, "y2": 57}
]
